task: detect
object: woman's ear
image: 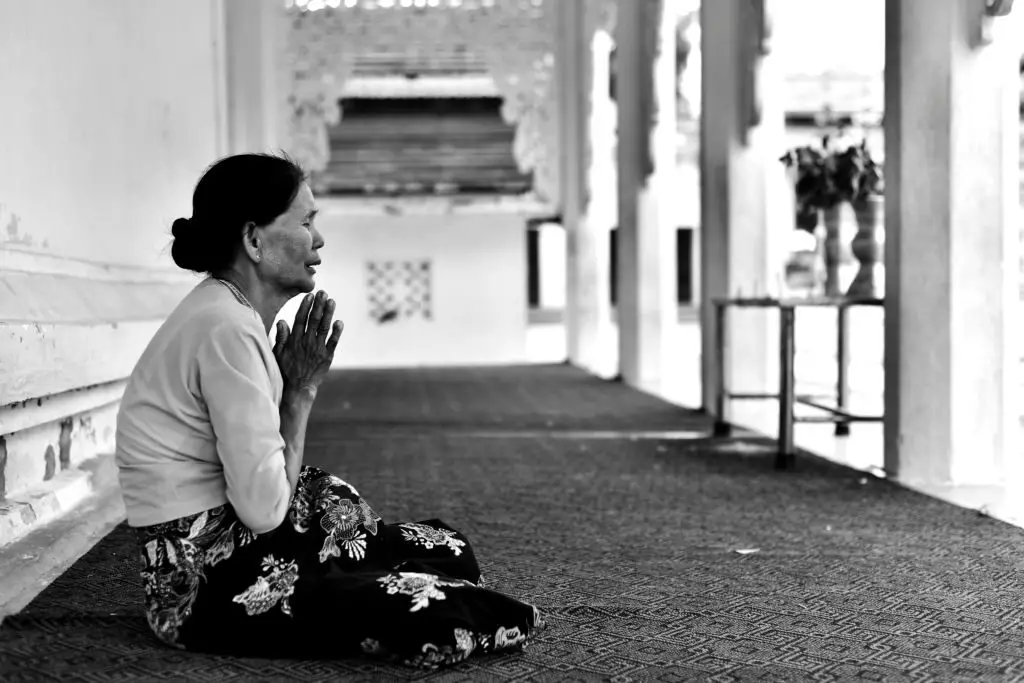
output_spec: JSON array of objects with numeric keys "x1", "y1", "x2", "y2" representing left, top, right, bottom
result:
[{"x1": 241, "y1": 221, "x2": 262, "y2": 263}]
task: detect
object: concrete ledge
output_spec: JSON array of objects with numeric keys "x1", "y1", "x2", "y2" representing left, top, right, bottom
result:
[
  {"x1": 0, "y1": 458, "x2": 125, "y2": 618},
  {"x1": 0, "y1": 453, "x2": 119, "y2": 549},
  {"x1": 0, "y1": 321, "x2": 168, "y2": 407},
  {"x1": 0, "y1": 381, "x2": 125, "y2": 436}
]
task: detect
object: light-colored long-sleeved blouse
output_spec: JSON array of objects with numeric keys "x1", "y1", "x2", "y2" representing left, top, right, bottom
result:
[{"x1": 115, "y1": 277, "x2": 292, "y2": 534}]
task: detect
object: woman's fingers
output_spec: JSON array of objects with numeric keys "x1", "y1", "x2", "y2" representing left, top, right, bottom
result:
[
  {"x1": 305, "y1": 291, "x2": 328, "y2": 338},
  {"x1": 317, "y1": 299, "x2": 336, "y2": 337},
  {"x1": 293, "y1": 292, "x2": 315, "y2": 333},
  {"x1": 273, "y1": 320, "x2": 290, "y2": 356},
  {"x1": 326, "y1": 319, "x2": 344, "y2": 354}
]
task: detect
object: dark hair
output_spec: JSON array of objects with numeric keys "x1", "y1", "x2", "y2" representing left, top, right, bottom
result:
[{"x1": 170, "y1": 153, "x2": 307, "y2": 274}]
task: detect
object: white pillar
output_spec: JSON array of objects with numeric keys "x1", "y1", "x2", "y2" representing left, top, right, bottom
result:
[
  {"x1": 585, "y1": 27, "x2": 618, "y2": 378},
  {"x1": 699, "y1": 0, "x2": 789, "y2": 424},
  {"x1": 224, "y1": 0, "x2": 288, "y2": 155},
  {"x1": 883, "y1": 0, "x2": 1020, "y2": 487},
  {"x1": 559, "y1": 0, "x2": 612, "y2": 375},
  {"x1": 614, "y1": 0, "x2": 678, "y2": 394}
]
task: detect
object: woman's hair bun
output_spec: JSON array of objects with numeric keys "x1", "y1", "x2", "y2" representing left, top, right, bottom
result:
[
  {"x1": 171, "y1": 216, "x2": 193, "y2": 239},
  {"x1": 170, "y1": 216, "x2": 212, "y2": 273}
]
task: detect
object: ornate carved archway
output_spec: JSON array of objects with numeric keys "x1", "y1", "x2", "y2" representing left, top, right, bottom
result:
[{"x1": 283, "y1": 0, "x2": 617, "y2": 204}]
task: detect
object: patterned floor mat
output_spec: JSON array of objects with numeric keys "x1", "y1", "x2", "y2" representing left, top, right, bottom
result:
[{"x1": 4, "y1": 366, "x2": 1024, "y2": 682}]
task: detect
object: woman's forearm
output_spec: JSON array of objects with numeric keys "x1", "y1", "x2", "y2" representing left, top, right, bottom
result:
[{"x1": 279, "y1": 387, "x2": 317, "y2": 490}]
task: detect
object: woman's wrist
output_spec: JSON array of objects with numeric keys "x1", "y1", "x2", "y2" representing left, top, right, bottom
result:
[{"x1": 282, "y1": 384, "x2": 318, "y2": 409}]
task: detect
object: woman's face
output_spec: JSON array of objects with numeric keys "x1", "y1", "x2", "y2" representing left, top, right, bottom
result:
[{"x1": 257, "y1": 182, "x2": 324, "y2": 296}]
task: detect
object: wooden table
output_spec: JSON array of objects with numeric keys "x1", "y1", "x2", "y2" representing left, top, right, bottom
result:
[{"x1": 712, "y1": 296, "x2": 885, "y2": 469}]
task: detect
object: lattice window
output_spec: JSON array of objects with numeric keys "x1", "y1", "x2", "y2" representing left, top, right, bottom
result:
[{"x1": 365, "y1": 259, "x2": 433, "y2": 323}]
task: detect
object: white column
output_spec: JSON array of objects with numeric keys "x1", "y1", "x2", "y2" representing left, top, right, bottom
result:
[
  {"x1": 585, "y1": 27, "x2": 618, "y2": 378},
  {"x1": 614, "y1": 0, "x2": 678, "y2": 394},
  {"x1": 699, "y1": 0, "x2": 789, "y2": 424},
  {"x1": 224, "y1": 0, "x2": 288, "y2": 155},
  {"x1": 558, "y1": 0, "x2": 611, "y2": 375},
  {"x1": 883, "y1": 0, "x2": 1020, "y2": 487}
]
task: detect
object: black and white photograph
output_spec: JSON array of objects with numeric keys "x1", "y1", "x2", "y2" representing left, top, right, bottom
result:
[{"x1": 2, "y1": 0, "x2": 1024, "y2": 680}]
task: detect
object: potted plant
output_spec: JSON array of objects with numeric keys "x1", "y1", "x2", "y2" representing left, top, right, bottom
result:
[
  {"x1": 834, "y1": 140, "x2": 884, "y2": 299},
  {"x1": 780, "y1": 135, "x2": 846, "y2": 297},
  {"x1": 781, "y1": 133, "x2": 884, "y2": 299}
]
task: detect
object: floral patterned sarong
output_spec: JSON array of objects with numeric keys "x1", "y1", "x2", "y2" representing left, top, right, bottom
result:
[{"x1": 133, "y1": 466, "x2": 545, "y2": 669}]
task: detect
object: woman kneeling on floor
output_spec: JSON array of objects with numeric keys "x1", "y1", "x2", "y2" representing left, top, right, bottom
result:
[{"x1": 113, "y1": 153, "x2": 545, "y2": 669}]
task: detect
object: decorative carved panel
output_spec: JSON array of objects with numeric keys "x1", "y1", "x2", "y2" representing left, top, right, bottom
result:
[{"x1": 284, "y1": 0, "x2": 562, "y2": 202}]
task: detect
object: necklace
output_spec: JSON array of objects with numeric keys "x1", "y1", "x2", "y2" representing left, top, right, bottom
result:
[{"x1": 215, "y1": 277, "x2": 259, "y2": 316}]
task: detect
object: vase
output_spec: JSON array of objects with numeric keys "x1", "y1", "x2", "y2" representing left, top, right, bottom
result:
[
  {"x1": 821, "y1": 204, "x2": 843, "y2": 298},
  {"x1": 846, "y1": 195, "x2": 883, "y2": 299}
]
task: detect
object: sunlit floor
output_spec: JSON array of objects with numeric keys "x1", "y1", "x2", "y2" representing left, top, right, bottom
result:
[
  {"x1": 525, "y1": 309, "x2": 1024, "y2": 531},
  {"x1": 524, "y1": 306, "x2": 886, "y2": 463}
]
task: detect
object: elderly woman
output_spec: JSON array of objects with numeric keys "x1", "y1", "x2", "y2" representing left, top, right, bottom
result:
[{"x1": 114, "y1": 153, "x2": 544, "y2": 669}]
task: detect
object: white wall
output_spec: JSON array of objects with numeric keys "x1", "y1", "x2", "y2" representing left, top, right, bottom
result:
[
  {"x1": 277, "y1": 199, "x2": 531, "y2": 368},
  {"x1": 0, "y1": 0, "x2": 225, "y2": 269},
  {"x1": 0, "y1": 1, "x2": 224, "y2": 505}
]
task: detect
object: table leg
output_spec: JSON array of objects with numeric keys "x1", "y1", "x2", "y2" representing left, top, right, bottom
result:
[
  {"x1": 835, "y1": 304, "x2": 851, "y2": 436},
  {"x1": 777, "y1": 307, "x2": 796, "y2": 469},
  {"x1": 713, "y1": 303, "x2": 731, "y2": 437}
]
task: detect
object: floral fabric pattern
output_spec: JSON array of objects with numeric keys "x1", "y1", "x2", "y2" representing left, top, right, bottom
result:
[
  {"x1": 136, "y1": 505, "x2": 255, "y2": 646},
  {"x1": 399, "y1": 522, "x2": 467, "y2": 556},
  {"x1": 131, "y1": 465, "x2": 545, "y2": 670},
  {"x1": 359, "y1": 622, "x2": 540, "y2": 671},
  {"x1": 319, "y1": 497, "x2": 381, "y2": 562},
  {"x1": 377, "y1": 572, "x2": 470, "y2": 612},
  {"x1": 231, "y1": 555, "x2": 299, "y2": 616}
]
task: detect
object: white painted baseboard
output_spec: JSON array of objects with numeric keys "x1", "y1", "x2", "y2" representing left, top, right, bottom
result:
[
  {"x1": 1, "y1": 321, "x2": 165, "y2": 406},
  {"x1": 0, "y1": 381, "x2": 126, "y2": 436}
]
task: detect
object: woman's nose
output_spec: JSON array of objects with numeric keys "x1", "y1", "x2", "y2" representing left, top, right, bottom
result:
[{"x1": 311, "y1": 227, "x2": 325, "y2": 251}]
